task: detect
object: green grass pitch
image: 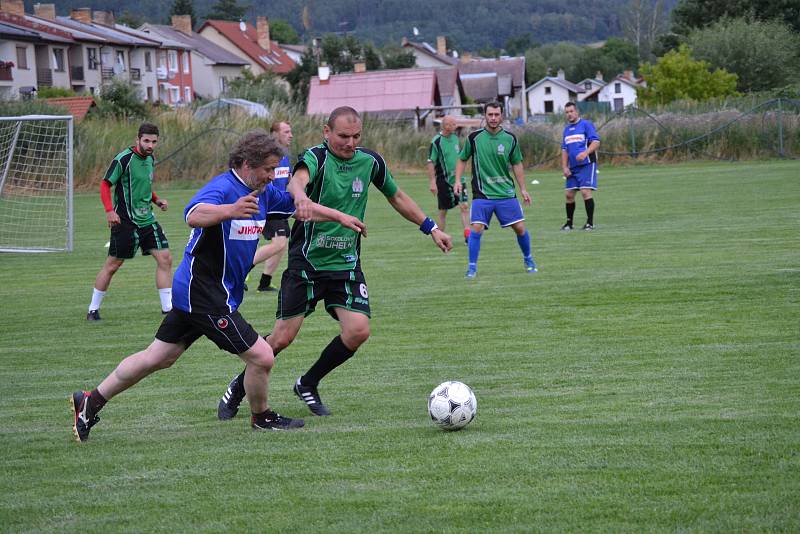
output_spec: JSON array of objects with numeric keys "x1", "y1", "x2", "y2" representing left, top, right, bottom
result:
[{"x1": 1, "y1": 160, "x2": 798, "y2": 532}]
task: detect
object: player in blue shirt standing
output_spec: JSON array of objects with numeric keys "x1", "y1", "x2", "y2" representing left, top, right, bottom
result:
[
  {"x1": 561, "y1": 102, "x2": 601, "y2": 230},
  {"x1": 70, "y1": 131, "x2": 365, "y2": 442}
]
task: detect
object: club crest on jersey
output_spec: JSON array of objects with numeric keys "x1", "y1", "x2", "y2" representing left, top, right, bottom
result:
[
  {"x1": 352, "y1": 177, "x2": 364, "y2": 197},
  {"x1": 217, "y1": 317, "x2": 229, "y2": 329},
  {"x1": 497, "y1": 144, "x2": 505, "y2": 155}
]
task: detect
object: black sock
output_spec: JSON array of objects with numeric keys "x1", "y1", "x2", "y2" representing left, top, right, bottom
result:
[
  {"x1": 89, "y1": 388, "x2": 107, "y2": 415},
  {"x1": 566, "y1": 202, "x2": 576, "y2": 224},
  {"x1": 259, "y1": 274, "x2": 272, "y2": 287},
  {"x1": 585, "y1": 198, "x2": 595, "y2": 225},
  {"x1": 301, "y1": 336, "x2": 356, "y2": 387}
]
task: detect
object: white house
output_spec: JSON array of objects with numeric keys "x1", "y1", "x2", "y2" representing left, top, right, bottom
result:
[
  {"x1": 401, "y1": 36, "x2": 458, "y2": 68},
  {"x1": 576, "y1": 72, "x2": 606, "y2": 102},
  {"x1": 526, "y1": 69, "x2": 584, "y2": 115},
  {"x1": 582, "y1": 71, "x2": 644, "y2": 112}
]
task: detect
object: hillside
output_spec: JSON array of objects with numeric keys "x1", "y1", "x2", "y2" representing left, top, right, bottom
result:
[{"x1": 36, "y1": 0, "x2": 677, "y2": 52}]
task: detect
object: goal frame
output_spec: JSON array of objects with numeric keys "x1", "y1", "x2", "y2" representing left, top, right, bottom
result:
[{"x1": 0, "y1": 115, "x2": 74, "y2": 253}]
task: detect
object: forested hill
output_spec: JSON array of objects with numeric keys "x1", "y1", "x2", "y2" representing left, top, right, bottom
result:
[{"x1": 39, "y1": 0, "x2": 677, "y2": 51}]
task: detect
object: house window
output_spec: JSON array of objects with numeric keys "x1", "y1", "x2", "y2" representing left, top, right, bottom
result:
[
  {"x1": 168, "y1": 50, "x2": 178, "y2": 72},
  {"x1": 584, "y1": 82, "x2": 592, "y2": 90},
  {"x1": 146, "y1": 86, "x2": 153, "y2": 101},
  {"x1": 116, "y1": 51, "x2": 126, "y2": 70},
  {"x1": 87, "y1": 47, "x2": 98, "y2": 70},
  {"x1": 544, "y1": 86, "x2": 551, "y2": 95},
  {"x1": 614, "y1": 98, "x2": 624, "y2": 112},
  {"x1": 158, "y1": 51, "x2": 167, "y2": 70},
  {"x1": 219, "y1": 76, "x2": 227, "y2": 93},
  {"x1": 169, "y1": 86, "x2": 179, "y2": 102},
  {"x1": 182, "y1": 52, "x2": 189, "y2": 73},
  {"x1": 615, "y1": 82, "x2": 621, "y2": 94},
  {"x1": 184, "y1": 86, "x2": 191, "y2": 102},
  {"x1": 145, "y1": 52, "x2": 152, "y2": 72},
  {"x1": 53, "y1": 48, "x2": 65, "y2": 72},
  {"x1": 544, "y1": 100, "x2": 554, "y2": 113},
  {"x1": 16, "y1": 46, "x2": 28, "y2": 69}
]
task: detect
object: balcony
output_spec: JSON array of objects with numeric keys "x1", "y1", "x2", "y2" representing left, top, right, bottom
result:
[
  {"x1": 0, "y1": 65, "x2": 12, "y2": 82},
  {"x1": 37, "y1": 67, "x2": 53, "y2": 87},
  {"x1": 101, "y1": 67, "x2": 113, "y2": 81},
  {"x1": 71, "y1": 65, "x2": 84, "y2": 81},
  {"x1": 130, "y1": 68, "x2": 141, "y2": 82}
]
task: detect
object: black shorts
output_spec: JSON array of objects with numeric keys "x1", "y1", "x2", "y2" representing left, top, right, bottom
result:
[
  {"x1": 436, "y1": 181, "x2": 468, "y2": 211},
  {"x1": 109, "y1": 221, "x2": 169, "y2": 259},
  {"x1": 155, "y1": 308, "x2": 259, "y2": 355},
  {"x1": 263, "y1": 219, "x2": 290, "y2": 240},
  {"x1": 276, "y1": 270, "x2": 371, "y2": 320}
]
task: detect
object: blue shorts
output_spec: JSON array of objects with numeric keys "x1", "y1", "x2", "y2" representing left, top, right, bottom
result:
[
  {"x1": 470, "y1": 198, "x2": 525, "y2": 229},
  {"x1": 566, "y1": 163, "x2": 598, "y2": 190}
]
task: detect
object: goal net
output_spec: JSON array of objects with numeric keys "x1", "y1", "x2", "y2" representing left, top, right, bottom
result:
[{"x1": 0, "y1": 115, "x2": 73, "y2": 252}]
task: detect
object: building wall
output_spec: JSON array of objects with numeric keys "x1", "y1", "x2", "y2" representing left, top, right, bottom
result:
[
  {"x1": 597, "y1": 80, "x2": 638, "y2": 111},
  {"x1": 129, "y1": 47, "x2": 158, "y2": 102},
  {"x1": 192, "y1": 58, "x2": 243, "y2": 99},
  {"x1": 527, "y1": 83, "x2": 572, "y2": 115},
  {"x1": 198, "y1": 26, "x2": 265, "y2": 76},
  {"x1": 0, "y1": 40, "x2": 37, "y2": 98}
]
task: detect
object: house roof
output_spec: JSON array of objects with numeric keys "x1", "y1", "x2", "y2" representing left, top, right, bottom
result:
[
  {"x1": 307, "y1": 68, "x2": 439, "y2": 116},
  {"x1": 0, "y1": 20, "x2": 40, "y2": 40},
  {"x1": 141, "y1": 24, "x2": 248, "y2": 65},
  {"x1": 459, "y1": 57, "x2": 525, "y2": 88},
  {"x1": 578, "y1": 78, "x2": 606, "y2": 87},
  {"x1": 460, "y1": 72, "x2": 498, "y2": 102},
  {"x1": 0, "y1": 12, "x2": 74, "y2": 43},
  {"x1": 527, "y1": 76, "x2": 585, "y2": 94},
  {"x1": 582, "y1": 74, "x2": 643, "y2": 100},
  {"x1": 43, "y1": 96, "x2": 95, "y2": 122},
  {"x1": 55, "y1": 16, "x2": 162, "y2": 47},
  {"x1": 402, "y1": 40, "x2": 458, "y2": 66},
  {"x1": 199, "y1": 20, "x2": 295, "y2": 74}
]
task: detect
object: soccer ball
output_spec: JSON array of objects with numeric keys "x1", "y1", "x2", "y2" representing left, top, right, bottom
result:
[{"x1": 428, "y1": 381, "x2": 477, "y2": 431}]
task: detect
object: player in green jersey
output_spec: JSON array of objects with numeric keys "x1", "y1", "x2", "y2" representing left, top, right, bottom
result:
[
  {"x1": 454, "y1": 102, "x2": 536, "y2": 278},
  {"x1": 217, "y1": 106, "x2": 452, "y2": 419},
  {"x1": 86, "y1": 123, "x2": 173, "y2": 320},
  {"x1": 427, "y1": 115, "x2": 470, "y2": 244}
]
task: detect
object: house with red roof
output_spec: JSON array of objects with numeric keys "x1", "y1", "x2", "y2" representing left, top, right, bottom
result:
[{"x1": 198, "y1": 17, "x2": 295, "y2": 77}]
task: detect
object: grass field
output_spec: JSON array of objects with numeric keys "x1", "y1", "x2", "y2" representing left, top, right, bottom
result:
[{"x1": 1, "y1": 160, "x2": 799, "y2": 532}]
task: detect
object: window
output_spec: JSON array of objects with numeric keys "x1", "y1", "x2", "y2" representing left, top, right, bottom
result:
[
  {"x1": 584, "y1": 82, "x2": 592, "y2": 90},
  {"x1": 169, "y1": 86, "x2": 179, "y2": 102},
  {"x1": 615, "y1": 82, "x2": 621, "y2": 94},
  {"x1": 182, "y1": 52, "x2": 189, "y2": 73},
  {"x1": 219, "y1": 76, "x2": 227, "y2": 93},
  {"x1": 87, "y1": 47, "x2": 98, "y2": 70},
  {"x1": 613, "y1": 97, "x2": 624, "y2": 112},
  {"x1": 116, "y1": 51, "x2": 126, "y2": 70},
  {"x1": 544, "y1": 86, "x2": 551, "y2": 95},
  {"x1": 146, "y1": 86, "x2": 153, "y2": 101},
  {"x1": 53, "y1": 48, "x2": 65, "y2": 72},
  {"x1": 168, "y1": 50, "x2": 178, "y2": 72},
  {"x1": 157, "y1": 51, "x2": 167, "y2": 70},
  {"x1": 184, "y1": 86, "x2": 191, "y2": 102},
  {"x1": 145, "y1": 51, "x2": 152, "y2": 72},
  {"x1": 544, "y1": 100, "x2": 554, "y2": 113},
  {"x1": 16, "y1": 46, "x2": 28, "y2": 69}
]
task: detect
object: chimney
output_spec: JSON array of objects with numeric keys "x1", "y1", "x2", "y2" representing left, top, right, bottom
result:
[
  {"x1": 92, "y1": 9, "x2": 115, "y2": 26},
  {"x1": 0, "y1": 0, "x2": 25, "y2": 16},
  {"x1": 34, "y1": 3, "x2": 56, "y2": 20},
  {"x1": 436, "y1": 35, "x2": 447, "y2": 56},
  {"x1": 354, "y1": 62, "x2": 366, "y2": 73},
  {"x1": 557, "y1": 68, "x2": 565, "y2": 80},
  {"x1": 401, "y1": 36, "x2": 408, "y2": 46},
  {"x1": 623, "y1": 70, "x2": 634, "y2": 81},
  {"x1": 172, "y1": 14, "x2": 192, "y2": 35},
  {"x1": 256, "y1": 16, "x2": 271, "y2": 52},
  {"x1": 595, "y1": 71, "x2": 603, "y2": 82},
  {"x1": 70, "y1": 7, "x2": 91, "y2": 23}
]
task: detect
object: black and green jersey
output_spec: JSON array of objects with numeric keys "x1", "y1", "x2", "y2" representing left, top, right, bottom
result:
[
  {"x1": 103, "y1": 147, "x2": 156, "y2": 227},
  {"x1": 428, "y1": 132, "x2": 463, "y2": 187},
  {"x1": 459, "y1": 128, "x2": 523, "y2": 200},
  {"x1": 288, "y1": 143, "x2": 398, "y2": 275}
]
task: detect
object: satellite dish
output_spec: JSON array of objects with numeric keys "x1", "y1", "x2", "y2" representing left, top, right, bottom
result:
[
  {"x1": 452, "y1": 50, "x2": 459, "y2": 58},
  {"x1": 412, "y1": 27, "x2": 419, "y2": 36},
  {"x1": 239, "y1": 20, "x2": 246, "y2": 32}
]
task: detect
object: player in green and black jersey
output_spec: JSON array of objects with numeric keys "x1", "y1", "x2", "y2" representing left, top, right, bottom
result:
[
  {"x1": 427, "y1": 115, "x2": 470, "y2": 244},
  {"x1": 216, "y1": 106, "x2": 452, "y2": 419},
  {"x1": 454, "y1": 101, "x2": 537, "y2": 279},
  {"x1": 86, "y1": 123, "x2": 173, "y2": 321}
]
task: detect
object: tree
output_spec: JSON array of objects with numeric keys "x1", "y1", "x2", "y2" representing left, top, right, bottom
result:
[
  {"x1": 504, "y1": 34, "x2": 538, "y2": 56},
  {"x1": 538, "y1": 42, "x2": 585, "y2": 81},
  {"x1": 671, "y1": 0, "x2": 800, "y2": 33},
  {"x1": 224, "y1": 70, "x2": 289, "y2": 104},
  {"x1": 117, "y1": 10, "x2": 145, "y2": 28},
  {"x1": 270, "y1": 19, "x2": 300, "y2": 44},
  {"x1": 688, "y1": 17, "x2": 800, "y2": 93},
  {"x1": 205, "y1": 0, "x2": 248, "y2": 22},
  {"x1": 382, "y1": 44, "x2": 415, "y2": 70},
  {"x1": 168, "y1": 0, "x2": 196, "y2": 28},
  {"x1": 638, "y1": 45, "x2": 738, "y2": 105},
  {"x1": 622, "y1": 0, "x2": 668, "y2": 61},
  {"x1": 286, "y1": 48, "x2": 318, "y2": 106},
  {"x1": 574, "y1": 37, "x2": 639, "y2": 82},
  {"x1": 524, "y1": 49, "x2": 547, "y2": 83}
]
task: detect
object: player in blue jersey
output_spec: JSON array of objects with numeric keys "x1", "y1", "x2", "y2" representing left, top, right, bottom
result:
[
  {"x1": 561, "y1": 102, "x2": 600, "y2": 231},
  {"x1": 70, "y1": 131, "x2": 365, "y2": 442},
  {"x1": 254, "y1": 121, "x2": 293, "y2": 292}
]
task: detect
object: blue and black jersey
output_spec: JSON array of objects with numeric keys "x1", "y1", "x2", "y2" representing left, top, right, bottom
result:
[{"x1": 172, "y1": 169, "x2": 294, "y2": 314}]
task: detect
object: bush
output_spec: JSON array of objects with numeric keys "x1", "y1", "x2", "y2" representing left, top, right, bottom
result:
[
  {"x1": 224, "y1": 70, "x2": 289, "y2": 106},
  {"x1": 92, "y1": 79, "x2": 149, "y2": 119},
  {"x1": 36, "y1": 87, "x2": 77, "y2": 98},
  {"x1": 0, "y1": 99, "x2": 65, "y2": 116}
]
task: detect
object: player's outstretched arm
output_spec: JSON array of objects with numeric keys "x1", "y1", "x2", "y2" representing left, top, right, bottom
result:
[
  {"x1": 308, "y1": 204, "x2": 367, "y2": 237},
  {"x1": 187, "y1": 190, "x2": 260, "y2": 228},
  {"x1": 288, "y1": 167, "x2": 313, "y2": 221},
  {"x1": 387, "y1": 189, "x2": 453, "y2": 252},
  {"x1": 512, "y1": 163, "x2": 531, "y2": 206}
]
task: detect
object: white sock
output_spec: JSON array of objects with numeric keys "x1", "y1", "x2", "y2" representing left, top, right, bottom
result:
[
  {"x1": 158, "y1": 287, "x2": 173, "y2": 312},
  {"x1": 89, "y1": 288, "x2": 105, "y2": 312}
]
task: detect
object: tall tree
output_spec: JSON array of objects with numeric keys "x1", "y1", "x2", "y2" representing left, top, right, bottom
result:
[
  {"x1": 622, "y1": 0, "x2": 668, "y2": 61},
  {"x1": 382, "y1": 44, "x2": 415, "y2": 70},
  {"x1": 286, "y1": 48, "x2": 318, "y2": 106},
  {"x1": 206, "y1": 0, "x2": 248, "y2": 22},
  {"x1": 168, "y1": 0, "x2": 196, "y2": 28},
  {"x1": 671, "y1": 0, "x2": 800, "y2": 33},
  {"x1": 638, "y1": 44, "x2": 738, "y2": 105},
  {"x1": 688, "y1": 17, "x2": 800, "y2": 93},
  {"x1": 270, "y1": 19, "x2": 300, "y2": 44}
]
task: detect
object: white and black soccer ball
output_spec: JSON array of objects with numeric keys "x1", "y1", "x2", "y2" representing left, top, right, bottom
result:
[{"x1": 428, "y1": 381, "x2": 477, "y2": 431}]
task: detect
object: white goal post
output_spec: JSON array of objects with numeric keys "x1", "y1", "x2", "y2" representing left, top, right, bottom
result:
[{"x1": 0, "y1": 115, "x2": 73, "y2": 252}]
